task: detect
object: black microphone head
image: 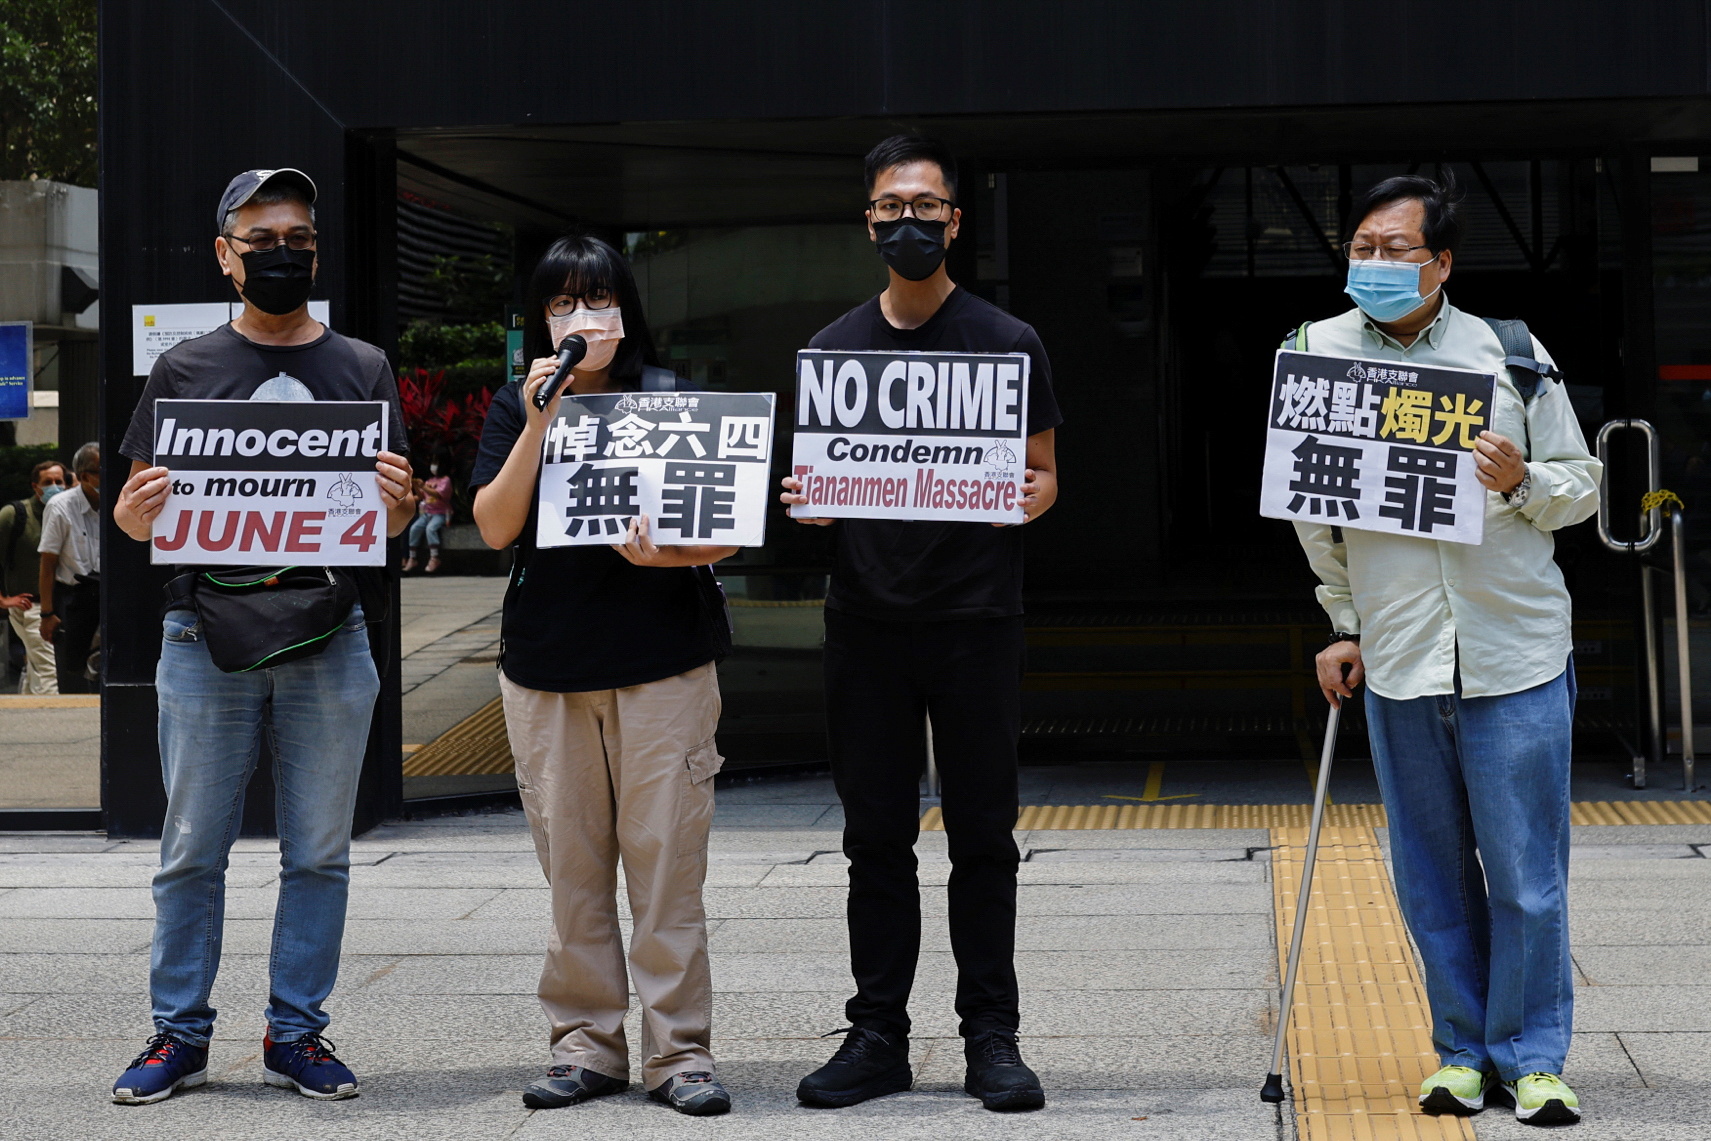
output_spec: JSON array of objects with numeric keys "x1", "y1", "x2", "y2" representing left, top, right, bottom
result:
[{"x1": 557, "y1": 334, "x2": 588, "y2": 366}]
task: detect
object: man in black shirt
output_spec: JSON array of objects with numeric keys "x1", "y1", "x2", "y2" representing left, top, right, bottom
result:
[
  {"x1": 110, "y1": 169, "x2": 415, "y2": 1106},
  {"x1": 782, "y1": 135, "x2": 1060, "y2": 1112}
]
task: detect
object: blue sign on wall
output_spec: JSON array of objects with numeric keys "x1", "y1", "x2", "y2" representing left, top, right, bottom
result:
[{"x1": 0, "y1": 322, "x2": 30, "y2": 421}]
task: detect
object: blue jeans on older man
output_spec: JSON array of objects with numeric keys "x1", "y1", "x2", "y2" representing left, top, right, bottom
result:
[
  {"x1": 149, "y1": 604, "x2": 379, "y2": 1046},
  {"x1": 1365, "y1": 660, "x2": 1576, "y2": 1081}
]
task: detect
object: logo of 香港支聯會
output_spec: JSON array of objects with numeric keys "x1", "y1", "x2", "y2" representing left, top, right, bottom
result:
[
  {"x1": 983, "y1": 441, "x2": 1017, "y2": 467},
  {"x1": 326, "y1": 472, "x2": 363, "y2": 515}
]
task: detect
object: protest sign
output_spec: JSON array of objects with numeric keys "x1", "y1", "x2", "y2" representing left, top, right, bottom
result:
[
  {"x1": 789, "y1": 349, "x2": 1029, "y2": 524},
  {"x1": 1259, "y1": 350, "x2": 1497, "y2": 545},
  {"x1": 0, "y1": 322, "x2": 29, "y2": 420},
  {"x1": 132, "y1": 301, "x2": 331, "y2": 376},
  {"x1": 536, "y1": 390, "x2": 775, "y2": 548},
  {"x1": 151, "y1": 399, "x2": 389, "y2": 566}
]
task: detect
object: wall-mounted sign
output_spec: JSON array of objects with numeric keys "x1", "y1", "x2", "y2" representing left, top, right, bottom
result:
[
  {"x1": 132, "y1": 301, "x2": 331, "y2": 376},
  {"x1": 0, "y1": 322, "x2": 31, "y2": 420}
]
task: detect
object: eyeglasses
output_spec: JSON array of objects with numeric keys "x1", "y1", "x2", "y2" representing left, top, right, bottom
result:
[
  {"x1": 546, "y1": 289, "x2": 615, "y2": 315},
  {"x1": 869, "y1": 196, "x2": 956, "y2": 223},
  {"x1": 1341, "y1": 242, "x2": 1432, "y2": 261},
  {"x1": 223, "y1": 230, "x2": 317, "y2": 252}
]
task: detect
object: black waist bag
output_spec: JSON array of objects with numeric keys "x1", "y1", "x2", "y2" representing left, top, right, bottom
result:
[{"x1": 167, "y1": 565, "x2": 358, "y2": 674}]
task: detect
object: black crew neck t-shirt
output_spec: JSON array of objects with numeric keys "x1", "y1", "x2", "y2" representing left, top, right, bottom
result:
[
  {"x1": 807, "y1": 288, "x2": 1063, "y2": 621},
  {"x1": 469, "y1": 381, "x2": 718, "y2": 693}
]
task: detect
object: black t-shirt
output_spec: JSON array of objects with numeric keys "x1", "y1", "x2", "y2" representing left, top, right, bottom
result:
[
  {"x1": 808, "y1": 288, "x2": 1063, "y2": 620},
  {"x1": 470, "y1": 381, "x2": 718, "y2": 693}
]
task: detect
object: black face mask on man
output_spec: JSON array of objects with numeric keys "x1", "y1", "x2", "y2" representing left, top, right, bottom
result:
[
  {"x1": 237, "y1": 246, "x2": 316, "y2": 315},
  {"x1": 873, "y1": 217, "x2": 949, "y2": 281}
]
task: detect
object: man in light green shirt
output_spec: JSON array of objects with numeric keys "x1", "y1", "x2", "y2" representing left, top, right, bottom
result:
[{"x1": 1292, "y1": 175, "x2": 1598, "y2": 1127}]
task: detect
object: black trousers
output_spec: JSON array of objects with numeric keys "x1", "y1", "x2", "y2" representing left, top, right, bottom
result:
[
  {"x1": 823, "y1": 608, "x2": 1024, "y2": 1040},
  {"x1": 52, "y1": 578, "x2": 100, "y2": 694}
]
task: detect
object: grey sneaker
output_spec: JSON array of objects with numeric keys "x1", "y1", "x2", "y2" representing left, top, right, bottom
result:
[
  {"x1": 647, "y1": 1070, "x2": 731, "y2": 1116},
  {"x1": 521, "y1": 1064, "x2": 628, "y2": 1109}
]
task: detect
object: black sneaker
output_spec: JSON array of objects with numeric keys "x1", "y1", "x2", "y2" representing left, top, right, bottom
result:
[
  {"x1": 796, "y1": 1027, "x2": 912, "y2": 1107},
  {"x1": 648, "y1": 1070, "x2": 732, "y2": 1116},
  {"x1": 964, "y1": 1030, "x2": 1045, "y2": 1111},
  {"x1": 522, "y1": 1064, "x2": 629, "y2": 1109}
]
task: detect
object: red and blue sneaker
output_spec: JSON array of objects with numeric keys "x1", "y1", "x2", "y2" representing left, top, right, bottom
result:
[
  {"x1": 262, "y1": 1032, "x2": 359, "y2": 1100},
  {"x1": 112, "y1": 1033, "x2": 209, "y2": 1105}
]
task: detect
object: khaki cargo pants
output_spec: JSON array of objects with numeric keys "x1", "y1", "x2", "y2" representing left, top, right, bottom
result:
[{"x1": 499, "y1": 662, "x2": 723, "y2": 1088}]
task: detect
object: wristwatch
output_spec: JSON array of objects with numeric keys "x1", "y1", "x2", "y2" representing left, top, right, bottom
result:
[
  {"x1": 1504, "y1": 469, "x2": 1533, "y2": 509},
  {"x1": 1327, "y1": 631, "x2": 1360, "y2": 647}
]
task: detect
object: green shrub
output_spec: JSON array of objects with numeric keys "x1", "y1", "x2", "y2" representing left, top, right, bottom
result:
[
  {"x1": 0, "y1": 444, "x2": 59, "y2": 503},
  {"x1": 397, "y1": 320, "x2": 504, "y2": 371}
]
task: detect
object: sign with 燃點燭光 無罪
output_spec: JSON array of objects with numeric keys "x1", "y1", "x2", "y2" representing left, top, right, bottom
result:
[{"x1": 1259, "y1": 350, "x2": 1497, "y2": 545}]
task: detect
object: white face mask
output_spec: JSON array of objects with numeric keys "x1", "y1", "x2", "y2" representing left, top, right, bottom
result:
[
  {"x1": 547, "y1": 307, "x2": 624, "y2": 373},
  {"x1": 429, "y1": 463, "x2": 440, "y2": 475}
]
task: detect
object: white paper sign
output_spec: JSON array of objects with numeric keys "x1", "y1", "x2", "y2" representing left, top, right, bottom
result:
[
  {"x1": 151, "y1": 399, "x2": 388, "y2": 566},
  {"x1": 1259, "y1": 350, "x2": 1497, "y2": 546},
  {"x1": 789, "y1": 349, "x2": 1029, "y2": 523},
  {"x1": 132, "y1": 301, "x2": 331, "y2": 376},
  {"x1": 536, "y1": 390, "x2": 775, "y2": 548}
]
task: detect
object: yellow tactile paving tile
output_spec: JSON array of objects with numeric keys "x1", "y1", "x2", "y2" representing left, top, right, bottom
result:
[
  {"x1": 1271, "y1": 826, "x2": 1473, "y2": 1141},
  {"x1": 918, "y1": 799, "x2": 1711, "y2": 830},
  {"x1": 401, "y1": 696, "x2": 513, "y2": 778}
]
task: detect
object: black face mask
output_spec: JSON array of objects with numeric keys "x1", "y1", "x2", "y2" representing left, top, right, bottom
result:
[
  {"x1": 237, "y1": 246, "x2": 316, "y2": 315},
  {"x1": 873, "y1": 217, "x2": 949, "y2": 281}
]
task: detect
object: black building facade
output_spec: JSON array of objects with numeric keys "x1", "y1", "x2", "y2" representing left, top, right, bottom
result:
[{"x1": 91, "y1": 1, "x2": 1711, "y2": 835}]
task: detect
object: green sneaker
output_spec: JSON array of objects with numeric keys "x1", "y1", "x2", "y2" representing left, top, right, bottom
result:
[
  {"x1": 1418, "y1": 1065, "x2": 1495, "y2": 1114},
  {"x1": 1500, "y1": 1072, "x2": 1581, "y2": 1125}
]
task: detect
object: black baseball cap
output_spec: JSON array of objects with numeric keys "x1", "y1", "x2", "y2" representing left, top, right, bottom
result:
[{"x1": 216, "y1": 168, "x2": 317, "y2": 231}]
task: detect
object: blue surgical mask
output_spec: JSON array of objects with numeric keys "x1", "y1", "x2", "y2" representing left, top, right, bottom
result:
[
  {"x1": 1344, "y1": 257, "x2": 1441, "y2": 323},
  {"x1": 38, "y1": 485, "x2": 63, "y2": 504}
]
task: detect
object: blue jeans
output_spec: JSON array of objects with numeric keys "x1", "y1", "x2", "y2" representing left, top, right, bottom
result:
[
  {"x1": 1365, "y1": 661, "x2": 1576, "y2": 1079},
  {"x1": 407, "y1": 511, "x2": 446, "y2": 554},
  {"x1": 150, "y1": 604, "x2": 379, "y2": 1046}
]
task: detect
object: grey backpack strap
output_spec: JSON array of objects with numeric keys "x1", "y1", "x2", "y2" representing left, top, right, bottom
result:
[
  {"x1": 1481, "y1": 317, "x2": 1559, "y2": 401},
  {"x1": 1281, "y1": 321, "x2": 1313, "y2": 352}
]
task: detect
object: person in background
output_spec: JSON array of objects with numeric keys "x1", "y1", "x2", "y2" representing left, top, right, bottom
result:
[
  {"x1": 1294, "y1": 174, "x2": 1599, "y2": 1126},
  {"x1": 37, "y1": 443, "x2": 101, "y2": 694},
  {"x1": 781, "y1": 134, "x2": 1060, "y2": 1113},
  {"x1": 0, "y1": 460, "x2": 66, "y2": 694},
  {"x1": 473, "y1": 233, "x2": 735, "y2": 1118},
  {"x1": 403, "y1": 450, "x2": 453, "y2": 573}
]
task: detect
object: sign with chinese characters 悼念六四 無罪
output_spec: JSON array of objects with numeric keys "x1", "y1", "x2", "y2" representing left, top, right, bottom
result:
[
  {"x1": 1259, "y1": 350, "x2": 1498, "y2": 546},
  {"x1": 150, "y1": 399, "x2": 390, "y2": 566},
  {"x1": 535, "y1": 390, "x2": 776, "y2": 548}
]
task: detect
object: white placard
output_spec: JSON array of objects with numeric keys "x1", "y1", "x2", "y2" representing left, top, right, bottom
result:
[
  {"x1": 536, "y1": 390, "x2": 775, "y2": 548},
  {"x1": 1259, "y1": 350, "x2": 1498, "y2": 546},
  {"x1": 151, "y1": 399, "x2": 388, "y2": 566},
  {"x1": 789, "y1": 349, "x2": 1029, "y2": 523},
  {"x1": 132, "y1": 301, "x2": 331, "y2": 376}
]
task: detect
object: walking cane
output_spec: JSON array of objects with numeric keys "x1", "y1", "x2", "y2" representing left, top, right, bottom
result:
[{"x1": 1260, "y1": 689, "x2": 1343, "y2": 1104}]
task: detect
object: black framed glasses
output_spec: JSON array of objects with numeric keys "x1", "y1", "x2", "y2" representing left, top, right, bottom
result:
[
  {"x1": 546, "y1": 289, "x2": 615, "y2": 316},
  {"x1": 223, "y1": 230, "x2": 317, "y2": 252},
  {"x1": 869, "y1": 196, "x2": 956, "y2": 223},
  {"x1": 1341, "y1": 241, "x2": 1431, "y2": 261}
]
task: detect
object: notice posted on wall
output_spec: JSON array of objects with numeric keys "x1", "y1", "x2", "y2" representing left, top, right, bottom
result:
[
  {"x1": 536, "y1": 390, "x2": 776, "y2": 548},
  {"x1": 790, "y1": 349, "x2": 1029, "y2": 524},
  {"x1": 1259, "y1": 350, "x2": 1497, "y2": 545},
  {"x1": 132, "y1": 301, "x2": 331, "y2": 376},
  {"x1": 151, "y1": 399, "x2": 389, "y2": 566}
]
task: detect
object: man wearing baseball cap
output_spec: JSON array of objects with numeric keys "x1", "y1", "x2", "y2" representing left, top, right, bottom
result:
[{"x1": 108, "y1": 168, "x2": 417, "y2": 1105}]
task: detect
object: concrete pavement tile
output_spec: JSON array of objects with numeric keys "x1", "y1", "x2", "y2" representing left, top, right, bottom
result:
[
  {"x1": 756, "y1": 860, "x2": 1270, "y2": 887},
  {"x1": 0, "y1": 885, "x2": 507, "y2": 921},
  {"x1": 1469, "y1": 1088, "x2": 1711, "y2": 1140},
  {"x1": 1026, "y1": 847, "x2": 1260, "y2": 863},
  {"x1": 1572, "y1": 910, "x2": 1711, "y2": 946},
  {"x1": 1576, "y1": 946, "x2": 1711, "y2": 987},
  {"x1": 709, "y1": 913, "x2": 1273, "y2": 954},
  {"x1": 0, "y1": 991, "x2": 262, "y2": 1041},
  {"x1": 359, "y1": 954, "x2": 543, "y2": 996},
  {"x1": 1013, "y1": 883, "x2": 1272, "y2": 916},
  {"x1": 1568, "y1": 859, "x2": 1711, "y2": 882},
  {"x1": 1558, "y1": 1032, "x2": 1650, "y2": 1090},
  {"x1": 1617, "y1": 1031, "x2": 1711, "y2": 1088},
  {"x1": 1572, "y1": 879, "x2": 1711, "y2": 909},
  {"x1": 1573, "y1": 986, "x2": 1711, "y2": 1032},
  {"x1": 0, "y1": 919, "x2": 153, "y2": 953},
  {"x1": 712, "y1": 804, "x2": 839, "y2": 828},
  {"x1": 0, "y1": 837, "x2": 117, "y2": 853},
  {"x1": 0, "y1": 865, "x2": 279, "y2": 889},
  {"x1": 1018, "y1": 829, "x2": 1270, "y2": 850},
  {"x1": 334, "y1": 919, "x2": 557, "y2": 956},
  {"x1": 1571, "y1": 825, "x2": 1711, "y2": 845},
  {"x1": 912, "y1": 1033, "x2": 1271, "y2": 1090}
]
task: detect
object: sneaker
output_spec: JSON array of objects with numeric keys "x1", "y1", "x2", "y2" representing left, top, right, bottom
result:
[
  {"x1": 648, "y1": 1070, "x2": 731, "y2": 1116},
  {"x1": 262, "y1": 1032, "x2": 358, "y2": 1100},
  {"x1": 522, "y1": 1064, "x2": 629, "y2": 1109},
  {"x1": 425, "y1": 555, "x2": 442, "y2": 574},
  {"x1": 112, "y1": 1034, "x2": 208, "y2": 1105},
  {"x1": 796, "y1": 1027, "x2": 912, "y2": 1107},
  {"x1": 1419, "y1": 1064, "x2": 1494, "y2": 1114},
  {"x1": 401, "y1": 557, "x2": 418, "y2": 573},
  {"x1": 1499, "y1": 1072, "x2": 1581, "y2": 1125},
  {"x1": 963, "y1": 1029, "x2": 1045, "y2": 1111}
]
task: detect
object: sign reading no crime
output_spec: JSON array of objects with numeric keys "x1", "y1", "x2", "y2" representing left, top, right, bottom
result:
[
  {"x1": 790, "y1": 349, "x2": 1029, "y2": 524},
  {"x1": 536, "y1": 390, "x2": 775, "y2": 548},
  {"x1": 151, "y1": 399, "x2": 390, "y2": 566},
  {"x1": 1259, "y1": 350, "x2": 1497, "y2": 546}
]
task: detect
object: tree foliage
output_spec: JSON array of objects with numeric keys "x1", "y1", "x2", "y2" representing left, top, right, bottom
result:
[{"x1": 1, "y1": 0, "x2": 97, "y2": 185}]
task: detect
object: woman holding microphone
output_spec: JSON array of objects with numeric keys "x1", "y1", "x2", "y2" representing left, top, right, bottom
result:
[{"x1": 471, "y1": 233, "x2": 736, "y2": 1117}]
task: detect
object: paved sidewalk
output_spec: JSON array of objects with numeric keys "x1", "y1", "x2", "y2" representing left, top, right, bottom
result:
[{"x1": 4, "y1": 775, "x2": 1711, "y2": 1139}]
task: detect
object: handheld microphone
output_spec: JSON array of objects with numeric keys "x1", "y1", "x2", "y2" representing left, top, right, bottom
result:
[{"x1": 533, "y1": 334, "x2": 588, "y2": 410}]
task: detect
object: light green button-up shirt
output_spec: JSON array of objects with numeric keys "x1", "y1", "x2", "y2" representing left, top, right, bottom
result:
[{"x1": 1291, "y1": 298, "x2": 1602, "y2": 700}]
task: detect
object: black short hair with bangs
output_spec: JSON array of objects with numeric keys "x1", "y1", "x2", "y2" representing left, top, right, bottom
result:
[
  {"x1": 1347, "y1": 171, "x2": 1465, "y2": 255},
  {"x1": 863, "y1": 134, "x2": 958, "y2": 202},
  {"x1": 524, "y1": 233, "x2": 660, "y2": 386}
]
